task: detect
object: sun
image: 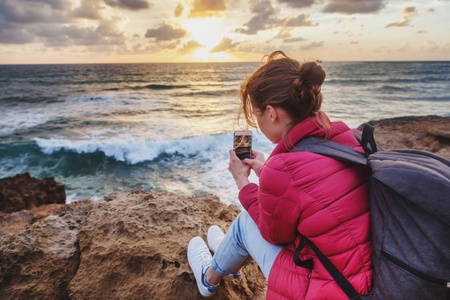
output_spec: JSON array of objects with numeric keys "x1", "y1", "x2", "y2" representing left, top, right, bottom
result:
[
  {"x1": 183, "y1": 18, "x2": 223, "y2": 49},
  {"x1": 186, "y1": 48, "x2": 235, "y2": 62}
]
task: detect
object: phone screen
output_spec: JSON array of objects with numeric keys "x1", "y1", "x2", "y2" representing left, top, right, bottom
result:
[{"x1": 234, "y1": 132, "x2": 252, "y2": 160}]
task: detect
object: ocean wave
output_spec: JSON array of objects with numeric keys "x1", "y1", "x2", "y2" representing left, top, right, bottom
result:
[
  {"x1": 132, "y1": 84, "x2": 190, "y2": 90},
  {"x1": 325, "y1": 79, "x2": 380, "y2": 84},
  {"x1": 377, "y1": 85, "x2": 407, "y2": 93},
  {"x1": 33, "y1": 133, "x2": 232, "y2": 164},
  {"x1": 177, "y1": 89, "x2": 238, "y2": 97}
]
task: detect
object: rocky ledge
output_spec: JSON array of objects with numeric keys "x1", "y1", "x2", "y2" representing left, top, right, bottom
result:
[
  {"x1": 0, "y1": 173, "x2": 65, "y2": 213},
  {"x1": 0, "y1": 192, "x2": 266, "y2": 299},
  {"x1": 359, "y1": 115, "x2": 450, "y2": 159}
]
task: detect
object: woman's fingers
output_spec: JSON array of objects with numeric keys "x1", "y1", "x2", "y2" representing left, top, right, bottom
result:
[{"x1": 228, "y1": 149, "x2": 251, "y2": 189}]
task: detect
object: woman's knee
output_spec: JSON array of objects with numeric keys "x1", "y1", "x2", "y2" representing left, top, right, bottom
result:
[
  {"x1": 232, "y1": 211, "x2": 252, "y2": 235},
  {"x1": 236, "y1": 210, "x2": 251, "y2": 223},
  {"x1": 230, "y1": 210, "x2": 258, "y2": 246}
]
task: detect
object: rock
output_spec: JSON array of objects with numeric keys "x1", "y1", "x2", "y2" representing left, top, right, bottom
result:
[
  {"x1": 0, "y1": 173, "x2": 66, "y2": 213},
  {"x1": 0, "y1": 192, "x2": 267, "y2": 300},
  {"x1": 0, "y1": 204, "x2": 65, "y2": 236},
  {"x1": 426, "y1": 124, "x2": 450, "y2": 139},
  {"x1": 358, "y1": 115, "x2": 450, "y2": 159}
]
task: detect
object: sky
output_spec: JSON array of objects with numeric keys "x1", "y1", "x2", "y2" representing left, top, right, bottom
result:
[{"x1": 0, "y1": 0, "x2": 449, "y2": 64}]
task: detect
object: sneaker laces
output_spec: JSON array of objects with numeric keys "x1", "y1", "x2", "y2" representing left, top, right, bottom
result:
[{"x1": 193, "y1": 246, "x2": 212, "y2": 266}]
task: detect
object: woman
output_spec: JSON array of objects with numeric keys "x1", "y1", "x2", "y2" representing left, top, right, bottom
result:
[{"x1": 188, "y1": 51, "x2": 373, "y2": 299}]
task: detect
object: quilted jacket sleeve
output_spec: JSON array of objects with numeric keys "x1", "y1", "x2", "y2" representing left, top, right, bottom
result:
[{"x1": 239, "y1": 156, "x2": 301, "y2": 245}]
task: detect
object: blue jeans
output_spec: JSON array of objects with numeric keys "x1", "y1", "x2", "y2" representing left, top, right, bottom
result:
[{"x1": 211, "y1": 211, "x2": 284, "y2": 280}]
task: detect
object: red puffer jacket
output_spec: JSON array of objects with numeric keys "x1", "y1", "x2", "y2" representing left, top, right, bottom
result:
[{"x1": 239, "y1": 113, "x2": 372, "y2": 299}]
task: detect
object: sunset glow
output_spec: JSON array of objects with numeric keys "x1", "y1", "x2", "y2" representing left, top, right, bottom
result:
[
  {"x1": 0, "y1": 0, "x2": 449, "y2": 64},
  {"x1": 185, "y1": 18, "x2": 223, "y2": 49}
]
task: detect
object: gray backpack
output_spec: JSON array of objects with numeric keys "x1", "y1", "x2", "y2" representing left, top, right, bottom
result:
[{"x1": 291, "y1": 124, "x2": 450, "y2": 300}]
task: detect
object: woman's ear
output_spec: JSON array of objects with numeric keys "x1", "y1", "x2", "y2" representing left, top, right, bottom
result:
[{"x1": 266, "y1": 105, "x2": 277, "y2": 123}]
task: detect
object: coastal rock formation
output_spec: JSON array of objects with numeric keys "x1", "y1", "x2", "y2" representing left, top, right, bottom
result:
[
  {"x1": 0, "y1": 192, "x2": 267, "y2": 300},
  {"x1": 359, "y1": 115, "x2": 450, "y2": 159},
  {"x1": 0, "y1": 173, "x2": 66, "y2": 213}
]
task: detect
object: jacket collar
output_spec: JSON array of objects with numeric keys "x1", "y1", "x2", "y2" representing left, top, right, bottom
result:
[{"x1": 268, "y1": 112, "x2": 331, "y2": 159}]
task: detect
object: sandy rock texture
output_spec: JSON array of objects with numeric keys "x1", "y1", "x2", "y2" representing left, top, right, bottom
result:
[
  {"x1": 359, "y1": 115, "x2": 450, "y2": 158},
  {"x1": 0, "y1": 173, "x2": 66, "y2": 213},
  {"x1": 0, "y1": 191, "x2": 266, "y2": 300}
]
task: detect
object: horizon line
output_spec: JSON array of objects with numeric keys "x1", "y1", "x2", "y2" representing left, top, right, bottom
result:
[{"x1": 1, "y1": 59, "x2": 450, "y2": 66}]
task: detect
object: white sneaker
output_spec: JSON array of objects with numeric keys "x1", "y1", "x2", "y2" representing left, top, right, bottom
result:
[
  {"x1": 207, "y1": 225, "x2": 225, "y2": 253},
  {"x1": 207, "y1": 226, "x2": 242, "y2": 281},
  {"x1": 187, "y1": 236, "x2": 219, "y2": 297}
]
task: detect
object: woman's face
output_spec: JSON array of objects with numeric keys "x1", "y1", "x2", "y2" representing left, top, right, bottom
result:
[{"x1": 252, "y1": 105, "x2": 282, "y2": 144}]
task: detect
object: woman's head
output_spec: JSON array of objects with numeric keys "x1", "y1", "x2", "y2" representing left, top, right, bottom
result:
[{"x1": 238, "y1": 51, "x2": 326, "y2": 138}]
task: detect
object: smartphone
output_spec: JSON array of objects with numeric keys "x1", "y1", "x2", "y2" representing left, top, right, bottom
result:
[{"x1": 233, "y1": 130, "x2": 252, "y2": 160}]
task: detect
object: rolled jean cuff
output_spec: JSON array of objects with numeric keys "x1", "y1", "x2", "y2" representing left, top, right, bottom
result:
[{"x1": 211, "y1": 252, "x2": 248, "y2": 277}]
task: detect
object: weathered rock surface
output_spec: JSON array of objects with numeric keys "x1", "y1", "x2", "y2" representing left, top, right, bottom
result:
[
  {"x1": 0, "y1": 192, "x2": 266, "y2": 300},
  {"x1": 0, "y1": 173, "x2": 66, "y2": 213},
  {"x1": 358, "y1": 115, "x2": 450, "y2": 159}
]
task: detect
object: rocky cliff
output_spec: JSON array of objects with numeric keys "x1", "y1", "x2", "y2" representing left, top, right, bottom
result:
[
  {"x1": 0, "y1": 191, "x2": 266, "y2": 300},
  {"x1": 359, "y1": 115, "x2": 449, "y2": 158},
  {"x1": 0, "y1": 173, "x2": 65, "y2": 213}
]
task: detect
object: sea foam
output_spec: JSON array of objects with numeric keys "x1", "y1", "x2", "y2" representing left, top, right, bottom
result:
[{"x1": 34, "y1": 133, "x2": 233, "y2": 164}]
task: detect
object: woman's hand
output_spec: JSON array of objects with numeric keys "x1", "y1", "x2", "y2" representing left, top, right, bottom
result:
[
  {"x1": 228, "y1": 150, "x2": 251, "y2": 190},
  {"x1": 243, "y1": 150, "x2": 266, "y2": 177}
]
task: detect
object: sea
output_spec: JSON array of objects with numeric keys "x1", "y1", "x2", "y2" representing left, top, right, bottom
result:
[{"x1": 0, "y1": 61, "x2": 449, "y2": 206}]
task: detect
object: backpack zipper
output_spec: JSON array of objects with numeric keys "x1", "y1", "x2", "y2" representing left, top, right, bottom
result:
[{"x1": 382, "y1": 250, "x2": 449, "y2": 287}]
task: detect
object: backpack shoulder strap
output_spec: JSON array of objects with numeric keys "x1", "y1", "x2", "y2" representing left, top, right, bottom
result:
[
  {"x1": 290, "y1": 124, "x2": 381, "y2": 164},
  {"x1": 290, "y1": 136, "x2": 368, "y2": 166},
  {"x1": 306, "y1": 238, "x2": 362, "y2": 300}
]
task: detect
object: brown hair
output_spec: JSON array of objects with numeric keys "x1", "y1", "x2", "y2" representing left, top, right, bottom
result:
[{"x1": 237, "y1": 51, "x2": 328, "y2": 140}]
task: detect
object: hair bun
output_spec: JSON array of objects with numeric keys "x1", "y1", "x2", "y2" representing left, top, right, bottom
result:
[{"x1": 298, "y1": 62, "x2": 326, "y2": 87}]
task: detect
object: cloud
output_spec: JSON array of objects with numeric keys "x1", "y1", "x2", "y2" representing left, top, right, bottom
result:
[
  {"x1": 323, "y1": 0, "x2": 385, "y2": 14},
  {"x1": 274, "y1": 27, "x2": 292, "y2": 39},
  {"x1": 0, "y1": 0, "x2": 133, "y2": 50},
  {"x1": 0, "y1": 0, "x2": 70, "y2": 24},
  {"x1": 210, "y1": 37, "x2": 239, "y2": 52},
  {"x1": 178, "y1": 40, "x2": 204, "y2": 54},
  {"x1": 0, "y1": 0, "x2": 109, "y2": 45},
  {"x1": 189, "y1": 0, "x2": 226, "y2": 18},
  {"x1": 104, "y1": 0, "x2": 152, "y2": 11},
  {"x1": 283, "y1": 37, "x2": 306, "y2": 43},
  {"x1": 0, "y1": 25, "x2": 37, "y2": 44},
  {"x1": 386, "y1": 20, "x2": 410, "y2": 27},
  {"x1": 283, "y1": 14, "x2": 315, "y2": 27},
  {"x1": 274, "y1": 14, "x2": 315, "y2": 41},
  {"x1": 30, "y1": 0, "x2": 72, "y2": 10},
  {"x1": 402, "y1": 6, "x2": 418, "y2": 17},
  {"x1": 386, "y1": 6, "x2": 418, "y2": 28},
  {"x1": 71, "y1": 0, "x2": 104, "y2": 20},
  {"x1": 300, "y1": 41, "x2": 324, "y2": 50},
  {"x1": 236, "y1": 0, "x2": 279, "y2": 35},
  {"x1": 145, "y1": 22, "x2": 187, "y2": 40},
  {"x1": 421, "y1": 40, "x2": 450, "y2": 52},
  {"x1": 278, "y1": 0, "x2": 315, "y2": 8},
  {"x1": 397, "y1": 42, "x2": 410, "y2": 52},
  {"x1": 29, "y1": 16, "x2": 127, "y2": 47},
  {"x1": 174, "y1": 2, "x2": 184, "y2": 17}
]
